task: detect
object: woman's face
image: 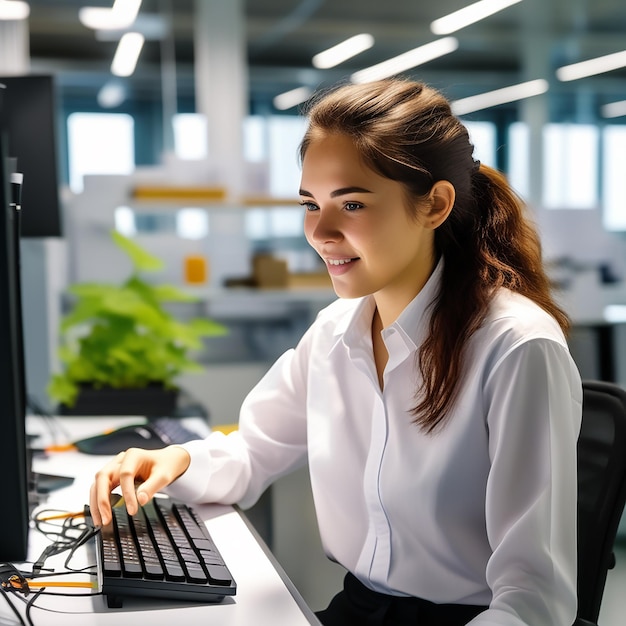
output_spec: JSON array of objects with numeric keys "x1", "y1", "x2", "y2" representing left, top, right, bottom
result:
[{"x1": 300, "y1": 132, "x2": 438, "y2": 317}]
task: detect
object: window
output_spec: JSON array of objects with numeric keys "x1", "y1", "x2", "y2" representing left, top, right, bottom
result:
[
  {"x1": 602, "y1": 125, "x2": 626, "y2": 231},
  {"x1": 67, "y1": 113, "x2": 135, "y2": 193},
  {"x1": 543, "y1": 123, "x2": 598, "y2": 209},
  {"x1": 507, "y1": 122, "x2": 530, "y2": 199},
  {"x1": 267, "y1": 116, "x2": 309, "y2": 198},
  {"x1": 172, "y1": 114, "x2": 208, "y2": 160},
  {"x1": 507, "y1": 122, "x2": 599, "y2": 209}
]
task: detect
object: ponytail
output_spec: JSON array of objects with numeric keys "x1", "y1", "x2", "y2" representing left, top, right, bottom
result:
[{"x1": 413, "y1": 163, "x2": 570, "y2": 433}]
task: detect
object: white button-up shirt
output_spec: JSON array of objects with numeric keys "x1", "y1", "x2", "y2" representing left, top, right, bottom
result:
[{"x1": 168, "y1": 261, "x2": 582, "y2": 625}]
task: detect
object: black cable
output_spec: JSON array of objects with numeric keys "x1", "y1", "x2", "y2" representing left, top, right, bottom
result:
[
  {"x1": 10, "y1": 585, "x2": 102, "y2": 626},
  {"x1": 0, "y1": 584, "x2": 27, "y2": 626},
  {"x1": 30, "y1": 508, "x2": 98, "y2": 575},
  {"x1": 25, "y1": 589, "x2": 44, "y2": 626},
  {"x1": 62, "y1": 527, "x2": 100, "y2": 573},
  {"x1": 0, "y1": 506, "x2": 103, "y2": 625},
  {"x1": 27, "y1": 570, "x2": 96, "y2": 581}
]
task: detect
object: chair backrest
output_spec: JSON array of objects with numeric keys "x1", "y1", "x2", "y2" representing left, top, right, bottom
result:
[{"x1": 576, "y1": 379, "x2": 626, "y2": 623}]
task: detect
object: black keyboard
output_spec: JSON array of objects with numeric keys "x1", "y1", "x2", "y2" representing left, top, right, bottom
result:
[
  {"x1": 90, "y1": 495, "x2": 236, "y2": 606},
  {"x1": 149, "y1": 417, "x2": 204, "y2": 445}
]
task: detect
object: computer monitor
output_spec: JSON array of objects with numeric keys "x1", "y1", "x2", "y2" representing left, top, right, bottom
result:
[
  {"x1": 0, "y1": 132, "x2": 30, "y2": 561},
  {"x1": 0, "y1": 75, "x2": 62, "y2": 238}
]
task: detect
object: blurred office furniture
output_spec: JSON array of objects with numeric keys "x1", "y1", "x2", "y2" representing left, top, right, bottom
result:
[{"x1": 575, "y1": 380, "x2": 626, "y2": 626}]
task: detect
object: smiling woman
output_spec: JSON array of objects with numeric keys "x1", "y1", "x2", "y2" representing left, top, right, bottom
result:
[{"x1": 89, "y1": 77, "x2": 583, "y2": 626}]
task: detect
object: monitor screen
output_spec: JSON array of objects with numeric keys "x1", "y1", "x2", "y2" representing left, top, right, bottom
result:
[
  {"x1": 0, "y1": 75, "x2": 62, "y2": 238},
  {"x1": 0, "y1": 132, "x2": 30, "y2": 561}
]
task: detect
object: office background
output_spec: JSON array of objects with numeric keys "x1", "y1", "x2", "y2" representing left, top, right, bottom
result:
[{"x1": 1, "y1": 1, "x2": 626, "y2": 622}]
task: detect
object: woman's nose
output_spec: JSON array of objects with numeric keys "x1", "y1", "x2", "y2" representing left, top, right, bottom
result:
[{"x1": 307, "y1": 208, "x2": 342, "y2": 244}]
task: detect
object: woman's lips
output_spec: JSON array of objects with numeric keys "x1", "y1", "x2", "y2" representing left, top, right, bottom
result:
[{"x1": 325, "y1": 257, "x2": 359, "y2": 276}]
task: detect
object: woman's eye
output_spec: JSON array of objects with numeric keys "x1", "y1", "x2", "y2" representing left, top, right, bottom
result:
[
  {"x1": 300, "y1": 201, "x2": 318, "y2": 211},
  {"x1": 344, "y1": 202, "x2": 362, "y2": 212}
]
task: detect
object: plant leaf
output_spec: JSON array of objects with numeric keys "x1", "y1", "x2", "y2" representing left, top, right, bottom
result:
[
  {"x1": 151, "y1": 283, "x2": 199, "y2": 303},
  {"x1": 189, "y1": 317, "x2": 228, "y2": 337},
  {"x1": 111, "y1": 230, "x2": 163, "y2": 272}
]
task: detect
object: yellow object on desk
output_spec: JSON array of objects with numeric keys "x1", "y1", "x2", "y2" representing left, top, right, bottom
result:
[
  {"x1": 184, "y1": 254, "x2": 209, "y2": 284},
  {"x1": 132, "y1": 186, "x2": 227, "y2": 202},
  {"x1": 212, "y1": 424, "x2": 239, "y2": 435}
]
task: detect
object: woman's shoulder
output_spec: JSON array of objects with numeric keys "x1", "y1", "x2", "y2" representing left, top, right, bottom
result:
[{"x1": 483, "y1": 288, "x2": 567, "y2": 346}]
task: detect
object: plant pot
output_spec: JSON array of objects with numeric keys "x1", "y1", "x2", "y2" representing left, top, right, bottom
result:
[{"x1": 58, "y1": 383, "x2": 179, "y2": 417}]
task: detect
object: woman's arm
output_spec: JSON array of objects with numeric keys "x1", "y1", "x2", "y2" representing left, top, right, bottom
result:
[{"x1": 468, "y1": 338, "x2": 582, "y2": 625}]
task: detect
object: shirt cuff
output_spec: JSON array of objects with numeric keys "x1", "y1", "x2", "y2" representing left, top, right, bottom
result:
[{"x1": 163, "y1": 437, "x2": 215, "y2": 502}]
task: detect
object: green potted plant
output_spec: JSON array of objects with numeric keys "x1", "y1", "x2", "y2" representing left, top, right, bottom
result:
[{"x1": 48, "y1": 230, "x2": 227, "y2": 416}]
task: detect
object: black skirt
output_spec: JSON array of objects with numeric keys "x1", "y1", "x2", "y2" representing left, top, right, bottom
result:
[{"x1": 316, "y1": 573, "x2": 488, "y2": 626}]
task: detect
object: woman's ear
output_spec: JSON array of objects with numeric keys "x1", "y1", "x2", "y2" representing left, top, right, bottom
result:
[{"x1": 426, "y1": 180, "x2": 455, "y2": 229}]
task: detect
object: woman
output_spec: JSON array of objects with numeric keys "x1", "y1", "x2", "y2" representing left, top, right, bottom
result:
[{"x1": 90, "y1": 78, "x2": 582, "y2": 625}]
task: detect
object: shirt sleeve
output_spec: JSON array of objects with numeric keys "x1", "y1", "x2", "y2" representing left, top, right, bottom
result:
[
  {"x1": 467, "y1": 338, "x2": 582, "y2": 626},
  {"x1": 165, "y1": 333, "x2": 311, "y2": 509}
]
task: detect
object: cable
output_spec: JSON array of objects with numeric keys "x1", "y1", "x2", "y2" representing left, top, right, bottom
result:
[
  {"x1": 0, "y1": 506, "x2": 104, "y2": 625},
  {"x1": 30, "y1": 507, "x2": 98, "y2": 575},
  {"x1": 0, "y1": 588, "x2": 25, "y2": 626},
  {"x1": 0, "y1": 567, "x2": 28, "y2": 626},
  {"x1": 25, "y1": 591, "x2": 43, "y2": 626}
]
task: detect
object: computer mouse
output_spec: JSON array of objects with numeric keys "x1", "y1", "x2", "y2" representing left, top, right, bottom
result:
[{"x1": 73, "y1": 424, "x2": 166, "y2": 455}]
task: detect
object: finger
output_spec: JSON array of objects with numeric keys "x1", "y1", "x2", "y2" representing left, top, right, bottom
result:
[
  {"x1": 91, "y1": 452, "x2": 124, "y2": 526},
  {"x1": 88, "y1": 482, "x2": 102, "y2": 527},
  {"x1": 118, "y1": 449, "x2": 143, "y2": 516}
]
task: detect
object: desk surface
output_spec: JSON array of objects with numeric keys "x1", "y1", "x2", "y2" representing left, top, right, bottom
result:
[{"x1": 19, "y1": 416, "x2": 320, "y2": 626}]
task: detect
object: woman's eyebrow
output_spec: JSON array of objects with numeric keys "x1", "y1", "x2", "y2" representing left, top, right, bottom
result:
[{"x1": 298, "y1": 186, "x2": 373, "y2": 198}]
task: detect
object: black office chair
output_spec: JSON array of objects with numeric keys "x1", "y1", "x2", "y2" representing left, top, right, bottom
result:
[{"x1": 574, "y1": 379, "x2": 626, "y2": 626}]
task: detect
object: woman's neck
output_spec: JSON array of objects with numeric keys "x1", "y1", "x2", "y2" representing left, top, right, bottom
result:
[{"x1": 371, "y1": 308, "x2": 387, "y2": 390}]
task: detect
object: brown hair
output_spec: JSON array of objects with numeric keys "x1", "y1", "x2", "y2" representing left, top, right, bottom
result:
[{"x1": 299, "y1": 78, "x2": 570, "y2": 434}]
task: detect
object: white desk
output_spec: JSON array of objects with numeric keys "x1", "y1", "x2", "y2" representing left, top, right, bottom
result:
[{"x1": 15, "y1": 416, "x2": 320, "y2": 625}]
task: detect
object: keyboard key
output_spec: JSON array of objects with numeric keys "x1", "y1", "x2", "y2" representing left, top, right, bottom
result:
[
  {"x1": 184, "y1": 566, "x2": 208, "y2": 585},
  {"x1": 163, "y1": 561, "x2": 186, "y2": 582},
  {"x1": 206, "y1": 564, "x2": 232, "y2": 585}
]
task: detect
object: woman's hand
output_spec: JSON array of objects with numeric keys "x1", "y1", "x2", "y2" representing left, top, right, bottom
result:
[{"x1": 89, "y1": 445, "x2": 191, "y2": 527}]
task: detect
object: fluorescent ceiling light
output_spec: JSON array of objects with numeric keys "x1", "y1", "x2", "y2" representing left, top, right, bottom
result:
[
  {"x1": 556, "y1": 50, "x2": 626, "y2": 81},
  {"x1": 111, "y1": 32, "x2": 145, "y2": 77},
  {"x1": 602, "y1": 100, "x2": 626, "y2": 119},
  {"x1": 312, "y1": 33, "x2": 374, "y2": 69},
  {"x1": 0, "y1": 1, "x2": 30, "y2": 20},
  {"x1": 451, "y1": 79, "x2": 549, "y2": 115},
  {"x1": 351, "y1": 37, "x2": 458, "y2": 84},
  {"x1": 79, "y1": 0, "x2": 141, "y2": 31},
  {"x1": 431, "y1": 0, "x2": 522, "y2": 35},
  {"x1": 273, "y1": 86, "x2": 313, "y2": 111},
  {"x1": 94, "y1": 14, "x2": 168, "y2": 41}
]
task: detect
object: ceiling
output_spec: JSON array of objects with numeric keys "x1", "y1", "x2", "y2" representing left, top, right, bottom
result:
[{"x1": 21, "y1": 0, "x2": 626, "y2": 118}]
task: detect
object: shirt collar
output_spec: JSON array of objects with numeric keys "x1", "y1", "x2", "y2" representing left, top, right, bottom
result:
[
  {"x1": 329, "y1": 257, "x2": 444, "y2": 355},
  {"x1": 391, "y1": 257, "x2": 443, "y2": 346}
]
